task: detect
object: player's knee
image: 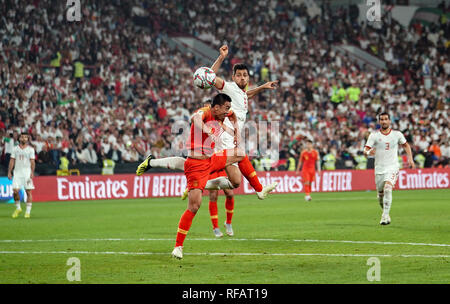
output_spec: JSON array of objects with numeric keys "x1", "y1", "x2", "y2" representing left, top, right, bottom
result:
[
  {"x1": 224, "y1": 189, "x2": 234, "y2": 199},
  {"x1": 377, "y1": 191, "x2": 384, "y2": 198},
  {"x1": 229, "y1": 177, "x2": 241, "y2": 188},
  {"x1": 384, "y1": 183, "x2": 393, "y2": 194},
  {"x1": 188, "y1": 204, "x2": 201, "y2": 214}
]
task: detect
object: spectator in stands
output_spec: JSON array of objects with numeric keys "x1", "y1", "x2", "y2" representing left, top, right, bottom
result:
[
  {"x1": 106, "y1": 144, "x2": 123, "y2": 164},
  {"x1": 80, "y1": 143, "x2": 98, "y2": 165}
]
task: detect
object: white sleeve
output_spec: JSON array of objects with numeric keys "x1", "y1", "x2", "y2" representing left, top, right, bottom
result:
[
  {"x1": 365, "y1": 133, "x2": 375, "y2": 149},
  {"x1": 10, "y1": 147, "x2": 16, "y2": 159},
  {"x1": 398, "y1": 131, "x2": 407, "y2": 145},
  {"x1": 219, "y1": 81, "x2": 231, "y2": 94},
  {"x1": 29, "y1": 148, "x2": 36, "y2": 160}
]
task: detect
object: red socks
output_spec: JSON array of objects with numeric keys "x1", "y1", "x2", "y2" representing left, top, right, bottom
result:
[
  {"x1": 238, "y1": 156, "x2": 263, "y2": 192},
  {"x1": 209, "y1": 201, "x2": 219, "y2": 229},
  {"x1": 305, "y1": 184, "x2": 311, "y2": 196},
  {"x1": 175, "y1": 209, "x2": 196, "y2": 247},
  {"x1": 225, "y1": 197, "x2": 234, "y2": 224}
]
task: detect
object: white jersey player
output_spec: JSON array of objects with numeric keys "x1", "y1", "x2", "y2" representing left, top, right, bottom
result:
[
  {"x1": 8, "y1": 132, "x2": 36, "y2": 219},
  {"x1": 206, "y1": 45, "x2": 279, "y2": 237},
  {"x1": 364, "y1": 112, "x2": 415, "y2": 225},
  {"x1": 212, "y1": 45, "x2": 278, "y2": 151}
]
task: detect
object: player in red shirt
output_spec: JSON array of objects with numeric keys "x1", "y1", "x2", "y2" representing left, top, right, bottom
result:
[
  {"x1": 296, "y1": 140, "x2": 321, "y2": 201},
  {"x1": 136, "y1": 93, "x2": 274, "y2": 259}
]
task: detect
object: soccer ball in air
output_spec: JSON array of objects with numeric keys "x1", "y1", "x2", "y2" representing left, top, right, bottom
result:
[{"x1": 193, "y1": 67, "x2": 216, "y2": 89}]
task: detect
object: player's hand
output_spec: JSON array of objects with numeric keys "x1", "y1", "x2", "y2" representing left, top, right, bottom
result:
[
  {"x1": 7, "y1": 172, "x2": 12, "y2": 180},
  {"x1": 367, "y1": 148, "x2": 376, "y2": 156},
  {"x1": 30, "y1": 172, "x2": 34, "y2": 179},
  {"x1": 262, "y1": 80, "x2": 279, "y2": 90},
  {"x1": 219, "y1": 45, "x2": 228, "y2": 58}
]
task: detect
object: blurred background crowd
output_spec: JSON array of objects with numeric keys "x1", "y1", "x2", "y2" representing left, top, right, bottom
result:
[{"x1": 0, "y1": 0, "x2": 448, "y2": 174}]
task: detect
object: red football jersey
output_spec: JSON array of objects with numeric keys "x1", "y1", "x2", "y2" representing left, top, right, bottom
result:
[
  {"x1": 300, "y1": 149, "x2": 319, "y2": 171},
  {"x1": 187, "y1": 106, "x2": 233, "y2": 156}
]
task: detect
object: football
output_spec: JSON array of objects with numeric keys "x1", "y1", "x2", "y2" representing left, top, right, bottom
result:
[{"x1": 193, "y1": 67, "x2": 216, "y2": 89}]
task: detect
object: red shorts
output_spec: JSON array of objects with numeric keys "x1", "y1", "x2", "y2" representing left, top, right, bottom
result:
[
  {"x1": 185, "y1": 152, "x2": 228, "y2": 190},
  {"x1": 302, "y1": 170, "x2": 316, "y2": 183}
]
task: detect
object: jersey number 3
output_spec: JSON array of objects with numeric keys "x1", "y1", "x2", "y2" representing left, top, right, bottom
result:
[{"x1": 385, "y1": 143, "x2": 390, "y2": 150}]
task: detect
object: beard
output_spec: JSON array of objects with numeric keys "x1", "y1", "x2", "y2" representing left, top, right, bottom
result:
[{"x1": 236, "y1": 81, "x2": 247, "y2": 90}]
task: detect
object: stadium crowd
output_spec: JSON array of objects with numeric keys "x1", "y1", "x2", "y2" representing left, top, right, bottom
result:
[{"x1": 0, "y1": 0, "x2": 449, "y2": 174}]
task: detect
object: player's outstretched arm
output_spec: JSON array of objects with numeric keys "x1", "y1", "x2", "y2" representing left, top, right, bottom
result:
[
  {"x1": 402, "y1": 142, "x2": 416, "y2": 169},
  {"x1": 246, "y1": 80, "x2": 279, "y2": 99},
  {"x1": 211, "y1": 45, "x2": 228, "y2": 90}
]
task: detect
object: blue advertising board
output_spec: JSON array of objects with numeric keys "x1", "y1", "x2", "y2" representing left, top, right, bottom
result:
[{"x1": 0, "y1": 177, "x2": 25, "y2": 203}]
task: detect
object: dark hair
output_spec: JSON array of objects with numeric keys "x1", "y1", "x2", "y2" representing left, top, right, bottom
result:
[
  {"x1": 305, "y1": 139, "x2": 313, "y2": 144},
  {"x1": 212, "y1": 93, "x2": 232, "y2": 107},
  {"x1": 20, "y1": 132, "x2": 29, "y2": 136},
  {"x1": 378, "y1": 112, "x2": 390, "y2": 120},
  {"x1": 233, "y1": 63, "x2": 249, "y2": 75}
]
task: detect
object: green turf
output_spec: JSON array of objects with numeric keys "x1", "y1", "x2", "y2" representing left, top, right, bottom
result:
[{"x1": 0, "y1": 189, "x2": 449, "y2": 284}]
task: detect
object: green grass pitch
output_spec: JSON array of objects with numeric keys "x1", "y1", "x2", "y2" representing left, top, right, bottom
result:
[{"x1": 0, "y1": 189, "x2": 449, "y2": 284}]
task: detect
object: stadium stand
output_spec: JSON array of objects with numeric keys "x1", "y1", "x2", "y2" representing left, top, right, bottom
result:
[{"x1": 0, "y1": 0, "x2": 448, "y2": 175}]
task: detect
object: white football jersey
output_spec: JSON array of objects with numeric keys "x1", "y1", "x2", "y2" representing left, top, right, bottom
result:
[
  {"x1": 11, "y1": 145, "x2": 35, "y2": 177},
  {"x1": 219, "y1": 81, "x2": 248, "y2": 124},
  {"x1": 365, "y1": 129, "x2": 407, "y2": 174},
  {"x1": 217, "y1": 81, "x2": 249, "y2": 150}
]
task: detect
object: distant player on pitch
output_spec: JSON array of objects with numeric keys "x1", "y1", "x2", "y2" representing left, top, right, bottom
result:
[
  {"x1": 8, "y1": 132, "x2": 36, "y2": 219},
  {"x1": 296, "y1": 139, "x2": 321, "y2": 201},
  {"x1": 364, "y1": 112, "x2": 415, "y2": 225}
]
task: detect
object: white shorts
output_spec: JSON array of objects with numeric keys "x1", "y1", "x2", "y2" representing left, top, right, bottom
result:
[
  {"x1": 12, "y1": 176, "x2": 35, "y2": 190},
  {"x1": 375, "y1": 171, "x2": 399, "y2": 192}
]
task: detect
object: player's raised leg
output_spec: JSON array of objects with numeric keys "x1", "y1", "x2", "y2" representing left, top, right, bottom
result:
[
  {"x1": 224, "y1": 150, "x2": 277, "y2": 199},
  {"x1": 136, "y1": 155, "x2": 186, "y2": 175}
]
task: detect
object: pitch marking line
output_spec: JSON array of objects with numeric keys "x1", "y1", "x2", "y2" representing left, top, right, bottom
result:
[
  {"x1": 1, "y1": 238, "x2": 449, "y2": 247},
  {"x1": 0, "y1": 250, "x2": 448, "y2": 259}
]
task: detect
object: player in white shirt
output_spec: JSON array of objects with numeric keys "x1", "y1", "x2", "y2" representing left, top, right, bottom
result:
[
  {"x1": 208, "y1": 45, "x2": 279, "y2": 237},
  {"x1": 364, "y1": 112, "x2": 415, "y2": 225},
  {"x1": 8, "y1": 132, "x2": 36, "y2": 219}
]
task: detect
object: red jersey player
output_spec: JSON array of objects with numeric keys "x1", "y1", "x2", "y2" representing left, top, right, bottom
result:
[
  {"x1": 171, "y1": 93, "x2": 273, "y2": 259},
  {"x1": 296, "y1": 140, "x2": 321, "y2": 201}
]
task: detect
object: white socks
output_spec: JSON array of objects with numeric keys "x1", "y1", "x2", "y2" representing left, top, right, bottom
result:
[
  {"x1": 205, "y1": 177, "x2": 235, "y2": 190},
  {"x1": 15, "y1": 201, "x2": 21, "y2": 210},
  {"x1": 26, "y1": 203, "x2": 32, "y2": 214},
  {"x1": 149, "y1": 157, "x2": 186, "y2": 170},
  {"x1": 383, "y1": 184, "x2": 393, "y2": 216}
]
